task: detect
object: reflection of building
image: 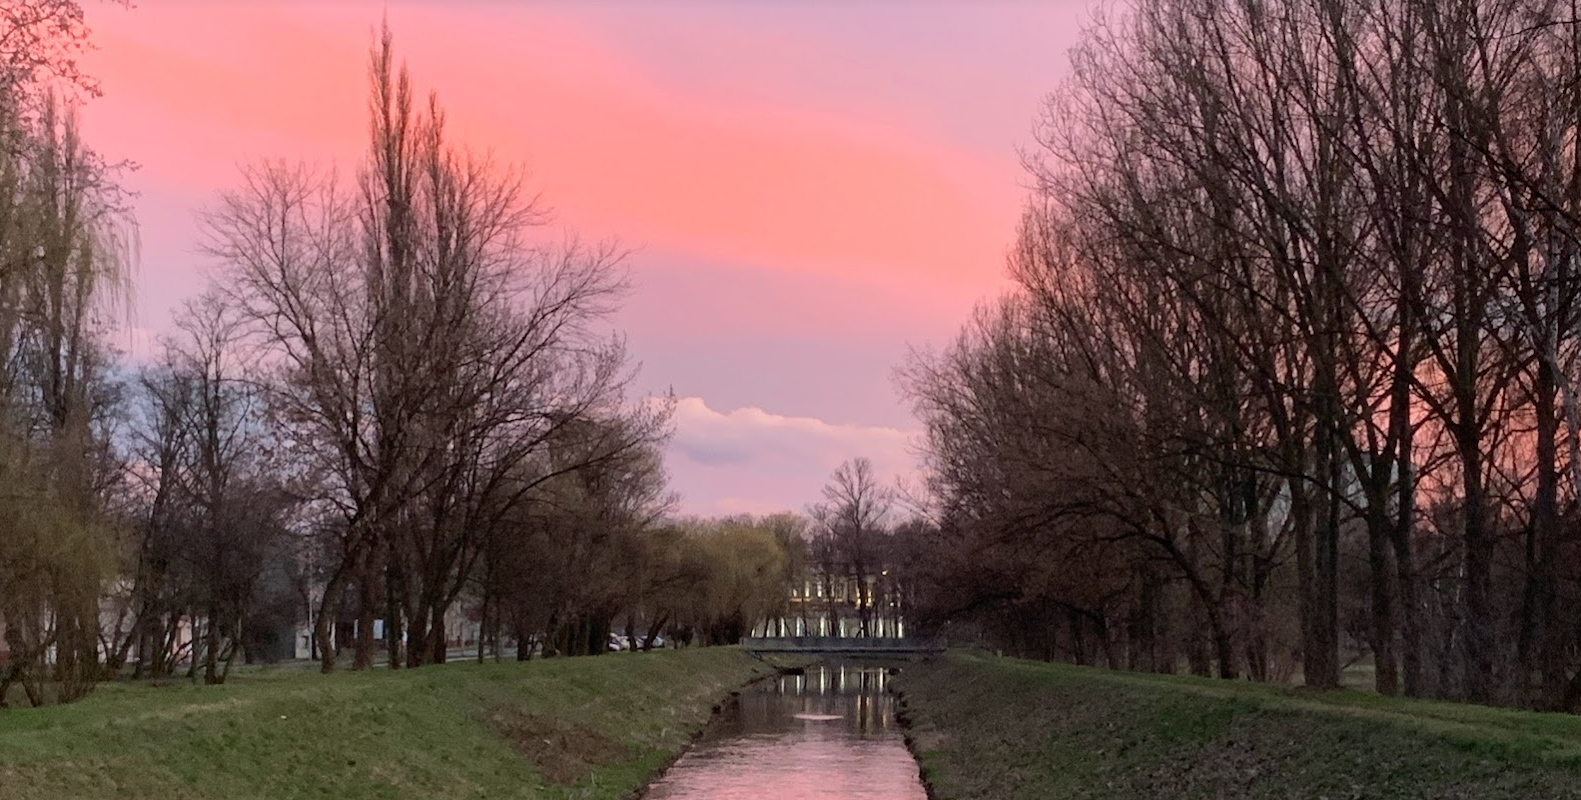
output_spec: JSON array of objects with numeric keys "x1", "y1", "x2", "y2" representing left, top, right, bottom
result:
[
  {"x1": 761, "y1": 567, "x2": 906, "y2": 638},
  {"x1": 739, "y1": 665, "x2": 899, "y2": 734}
]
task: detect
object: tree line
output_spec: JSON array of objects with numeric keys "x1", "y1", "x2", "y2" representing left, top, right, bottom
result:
[{"x1": 902, "y1": 0, "x2": 1581, "y2": 712}]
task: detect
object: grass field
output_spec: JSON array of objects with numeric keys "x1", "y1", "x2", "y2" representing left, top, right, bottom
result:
[
  {"x1": 0, "y1": 648, "x2": 777, "y2": 800},
  {"x1": 897, "y1": 652, "x2": 1581, "y2": 800}
]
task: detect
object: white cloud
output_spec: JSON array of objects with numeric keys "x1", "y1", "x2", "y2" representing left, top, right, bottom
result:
[{"x1": 664, "y1": 396, "x2": 920, "y2": 517}]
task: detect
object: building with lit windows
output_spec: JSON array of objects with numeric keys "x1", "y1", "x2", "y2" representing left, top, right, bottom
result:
[{"x1": 759, "y1": 566, "x2": 906, "y2": 638}]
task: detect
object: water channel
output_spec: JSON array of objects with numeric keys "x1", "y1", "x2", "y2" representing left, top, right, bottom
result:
[{"x1": 642, "y1": 662, "x2": 929, "y2": 800}]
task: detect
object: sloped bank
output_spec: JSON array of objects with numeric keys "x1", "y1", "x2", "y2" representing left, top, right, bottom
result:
[
  {"x1": 894, "y1": 652, "x2": 1581, "y2": 800},
  {"x1": 0, "y1": 647, "x2": 779, "y2": 800}
]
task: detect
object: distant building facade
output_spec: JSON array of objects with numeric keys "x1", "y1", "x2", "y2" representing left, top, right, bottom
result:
[{"x1": 760, "y1": 567, "x2": 907, "y2": 638}]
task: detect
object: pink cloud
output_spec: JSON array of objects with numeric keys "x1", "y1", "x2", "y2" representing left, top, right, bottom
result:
[
  {"x1": 665, "y1": 397, "x2": 919, "y2": 516},
  {"x1": 82, "y1": 2, "x2": 1016, "y2": 292},
  {"x1": 73, "y1": 1, "x2": 1073, "y2": 514}
]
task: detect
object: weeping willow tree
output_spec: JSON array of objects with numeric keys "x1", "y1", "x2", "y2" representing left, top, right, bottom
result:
[{"x1": 0, "y1": 88, "x2": 133, "y2": 705}]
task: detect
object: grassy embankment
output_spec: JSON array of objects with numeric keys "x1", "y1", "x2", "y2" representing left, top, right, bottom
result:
[
  {"x1": 897, "y1": 652, "x2": 1581, "y2": 800},
  {"x1": 0, "y1": 647, "x2": 781, "y2": 800}
]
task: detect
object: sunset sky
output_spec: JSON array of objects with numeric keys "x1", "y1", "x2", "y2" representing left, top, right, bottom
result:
[{"x1": 81, "y1": 1, "x2": 1091, "y2": 516}]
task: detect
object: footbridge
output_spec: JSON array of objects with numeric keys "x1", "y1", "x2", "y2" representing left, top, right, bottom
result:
[{"x1": 740, "y1": 636, "x2": 945, "y2": 655}]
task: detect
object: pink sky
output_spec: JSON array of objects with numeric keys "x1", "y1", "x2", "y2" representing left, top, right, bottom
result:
[{"x1": 81, "y1": 1, "x2": 1092, "y2": 516}]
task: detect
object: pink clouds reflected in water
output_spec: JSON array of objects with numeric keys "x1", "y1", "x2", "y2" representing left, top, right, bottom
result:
[{"x1": 643, "y1": 665, "x2": 927, "y2": 799}]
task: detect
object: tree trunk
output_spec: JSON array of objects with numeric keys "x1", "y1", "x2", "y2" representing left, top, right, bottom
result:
[
  {"x1": 430, "y1": 603, "x2": 448, "y2": 664},
  {"x1": 354, "y1": 545, "x2": 381, "y2": 670},
  {"x1": 386, "y1": 559, "x2": 404, "y2": 670},
  {"x1": 1293, "y1": 474, "x2": 1339, "y2": 688},
  {"x1": 1366, "y1": 505, "x2": 1398, "y2": 696},
  {"x1": 1531, "y1": 357, "x2": 1565, "y2": 709},
  {"x1": 1460, "y1": 428, "x2": 1495, "y2": 703},
  {"x1": 203, "y1": 614, "x2": 221, "y2": 685},
  {"x1": 1390, "y1": 325, "x2": 1424, "y2": 698},
  {"x1": 316, "y1": 569, "x2": 349, "y2": 674}
]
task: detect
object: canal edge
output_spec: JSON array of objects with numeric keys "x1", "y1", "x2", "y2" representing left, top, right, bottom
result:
[
  {"x1": 892, "y1": 660, "x2": 946, "y2": 800},
  {"x1": 623, "y1": 656, "x2": 814, "y2": 800}
]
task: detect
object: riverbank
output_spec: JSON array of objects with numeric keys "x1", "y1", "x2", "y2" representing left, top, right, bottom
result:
[
  {"x1": 896, "y1": 652, "x2": 1581, "y2": 799},
  {"x1": 0, "y1": 648, "x2": 780, "y2": 800}
]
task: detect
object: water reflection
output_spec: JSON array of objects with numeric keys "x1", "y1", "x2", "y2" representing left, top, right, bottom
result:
[{"x1": 642, "y1": 663, "x2": 928, "y2": 800}]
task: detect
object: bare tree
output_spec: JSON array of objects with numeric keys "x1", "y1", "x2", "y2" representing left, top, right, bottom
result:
[
  {"x1": 809, "y1": 458, "x2": 892, "y2": 637},
  {"x1": 902, "y1": 0, "x2": 1581, "y2": 709},
  {"x1": 201, "y1": 23, "x2": 665, "y2": 672}
]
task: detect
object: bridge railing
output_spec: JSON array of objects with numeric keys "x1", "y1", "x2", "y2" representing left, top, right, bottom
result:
[{"x1": 739, "y1": 636, "x2": 945, "y2": 653}]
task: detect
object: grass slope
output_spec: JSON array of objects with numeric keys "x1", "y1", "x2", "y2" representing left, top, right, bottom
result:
[
  {"x1": 897, "y1": 652, "x2": 1581, "y2": 800},
  {"x1": 0, "y1": 648, "x2": 776, "y2": 800}
]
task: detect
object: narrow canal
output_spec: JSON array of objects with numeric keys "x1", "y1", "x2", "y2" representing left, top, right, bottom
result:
[{"x1": 642, "y1": 663, "x2": 929, "y2": 800}]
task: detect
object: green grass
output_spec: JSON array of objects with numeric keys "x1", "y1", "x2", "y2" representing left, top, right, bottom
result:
[
  {"x1": 0, "y1": 648, "x2": 780, "y2": 800},
  {"x1": 896, "y1": 652, "x2": 1581, "y2": 800}
]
